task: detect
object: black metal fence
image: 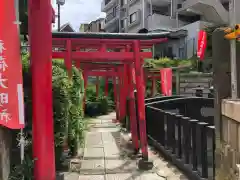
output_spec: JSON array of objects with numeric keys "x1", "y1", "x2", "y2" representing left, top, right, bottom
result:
[{"x1": 145, "y1": 96, "x2": 215, "y2": 180}]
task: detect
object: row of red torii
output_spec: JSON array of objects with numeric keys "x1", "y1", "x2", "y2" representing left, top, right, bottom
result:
[
  {"x1": 29, "y1": 2, "x2": 174, "y2": 179},
  {"x1": 52, "y1": 34, "x2": 168, "y2": 174}
]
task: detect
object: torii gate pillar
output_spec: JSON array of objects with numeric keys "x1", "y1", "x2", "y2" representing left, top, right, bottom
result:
[{"x1": 29, "y1": 0, "x2": 56, "y2": 179}]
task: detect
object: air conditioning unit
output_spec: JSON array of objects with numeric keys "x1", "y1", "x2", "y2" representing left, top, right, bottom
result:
[{"x1": 56, "y1": 0, "x2": 65, "y2": 6}]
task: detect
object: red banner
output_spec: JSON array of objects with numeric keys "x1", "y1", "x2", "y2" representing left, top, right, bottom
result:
[
  {"x1": 0, "y1": 0, "x2": 25, "y2": 129},
  {"x1": 197, "y1": 30, "x2": 207, "y2": 60},
  {"x1": 160, "y1": 68, "x2": 172, "y2": 96}
]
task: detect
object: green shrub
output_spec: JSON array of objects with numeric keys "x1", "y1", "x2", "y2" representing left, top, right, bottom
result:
[
  {"x1": 144, "y1": 57, "x2": 193, "y2": 69},
  {"x1": 85, "y1": 95, "x2": 114, "y2": 117},
  {"x1": 9, "y1": 55, "x2": 85, "y2": 179},
  {"x1": 84, "y1": 79, "x2": 115, "y2": 117}
]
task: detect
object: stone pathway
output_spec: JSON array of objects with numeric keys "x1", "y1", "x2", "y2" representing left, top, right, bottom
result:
[{"x1": 62, "y1": 112, "x2": 188, "y2": 180}]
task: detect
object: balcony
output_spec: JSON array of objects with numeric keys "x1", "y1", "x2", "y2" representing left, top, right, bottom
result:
[
  {"x1": 101, "y1": 0, "x2": 117, "y2": 12},
  {"x1": 147, "y1": 13, "x2": 187, "y2": 31},
  {"x1": 129, "y1": 0, "x2": 139, "y2": 6},
  {"x1": 147, "y1": 0, "x2": 170, "y2": 7},
  {"x1": 177, "y1": 0, "x2": 228, "y2": 24},
  {"x1": 104, "y1": 12, "x2": 119, "y2": 32}
]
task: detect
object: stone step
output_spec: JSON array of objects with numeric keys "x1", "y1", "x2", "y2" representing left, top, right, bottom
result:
[{"x1": 80, "y1": 159, "x2": 105, "y2": 175}]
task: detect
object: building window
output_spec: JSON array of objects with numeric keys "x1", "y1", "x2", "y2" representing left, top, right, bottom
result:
[
  {"x1": 105, "y1": 0, "x2": 111, "y2": 5},
  {"x1": 130, "y1": 12, "x2": 137, "y2": 24},
  {"x1": 121, "y1": 18, "x2": 128, "y2": 28},
  {"x1": 113, "y1": 6, "x2": 117, "y2": 17},
  {"x1": 121, "y1": 0, "x2": 127, "y2": 6},
  {"x1": 98, "y1": 23, "x2": 101, "y2": 31},
  {"x1": 124, "y1": 19, "x2": 127, "y2": 27},
  {"x1": 120, "y1": 20, "x2": 124, "y2": 28}
]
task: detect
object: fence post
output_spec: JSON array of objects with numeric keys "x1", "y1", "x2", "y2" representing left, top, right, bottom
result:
[
  {"x1": 208, "y1": 125, "x2": 216, "y2": 179},
  {"x1": 190, "y1": 119, "x2": 198, "y2": 171},
  {"x1": 170, "y1": 113, "x2": 177, "y2": 154},
  {"x1": 182, "y1": 116, "x2": 191, "y2": 164},
  {"x1": 175, "y1": 70, "x2": 180, "y2": 95},
  {"x1": 198, "y1": 122, "x2": 209, "y2": 178},
  {"x1": 159, "y1": 110, "x2": 166, "y2": 146},
  {"x1": 165, "y1": 112, "x2": 171, "y2": 150},
  {"x1": 163, "y1": 111, "x2": 168, "y2": 148},
  {"x1": 175, "y1": 114, "x2": 183, "y2": 159}
]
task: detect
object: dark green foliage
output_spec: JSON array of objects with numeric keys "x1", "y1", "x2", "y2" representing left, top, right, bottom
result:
[
  {"x1": 144, "y1": 57, "x2": 193, "y2": 69},
  {"x1": 85, "y1": 95, "x2": 114, "y2": 117},
  {"x1": 9, "y1": 55, "x2": 85, "y2": 179},
  {"x1": 9, "y1": 156, "x2": 35, "y2": 180},
  {"x1": 19, "y1": 0, "x2": 28, "y2": 36},
  {"x1": 84, "y1": 80, "x2": 115, "y2": 117}
]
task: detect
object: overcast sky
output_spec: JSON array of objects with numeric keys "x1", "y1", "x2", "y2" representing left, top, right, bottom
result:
[{"x1": 52, "y1": 0, "x2": 106, "y2": 31}]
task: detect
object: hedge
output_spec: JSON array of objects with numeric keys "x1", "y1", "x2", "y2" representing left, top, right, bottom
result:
[
  {"x1": 84, "y1": 81, "x2": 115, "y2": 117},
  {"x1": 9, "y1": 54, "x2": 85, "y2": 179}
]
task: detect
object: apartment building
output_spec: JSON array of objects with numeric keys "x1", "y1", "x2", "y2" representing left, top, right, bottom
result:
[
  {"x1": 87, "y1": 18, "x2": 105, "y2": 32},
  {"x1": 79, "y1": 24, "x2": 89, "y2": 32},
  {"x1": 101, "y1": 0, "x2": 120, "y2": 32},
  {"x1": 101, "y1": 0, "x2": 232, "y2": 59},
  {"x1": 79, "y1": 18, "x2": 105, "y2": 32}
]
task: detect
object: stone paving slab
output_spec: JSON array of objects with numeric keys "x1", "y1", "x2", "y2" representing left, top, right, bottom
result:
[
  {"x1": 105, "y1": 160, "x2": 138, "y2": 174},
  {"x1": 78, "y1": 175, "x2": 105, "y2": 180},
  {"x1": 88, "y1": 119, "x2": 102, "y2": 125},
  {"x1": 101, "y1": 132, "x2": 116, "y2": 143},
  {"x1": 85, "y1": 132, "x2": 103, "y2": 148},
  {"x1": 91, "y1": 124, "x2": 118, "y2": 128},
  {"x1": 83, "y1": 147, "x2": 104, "y2": 160},
  {"x1": 92, "y1": 127, "x2": 119, "y2": 133},
  {"x1": 105, "y1": 173, "x2": 166, "y2": 180},
  {"x1": 62, "y1": 172, "x2": 80, "y2": 180},
  {"x1": 80, "y1": 159, "x2": 105, "y2": 175},
  {"x1": 64, "y1": 112, "x2": 188, "y2": 180}
]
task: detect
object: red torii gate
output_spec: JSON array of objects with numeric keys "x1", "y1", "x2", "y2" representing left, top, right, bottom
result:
[
  {"x1": 28, "y1": 1, "x2": 172, "y2": 179},
  {"x1": 145, "y1": 70, "x2": 162, "y2": 97}
]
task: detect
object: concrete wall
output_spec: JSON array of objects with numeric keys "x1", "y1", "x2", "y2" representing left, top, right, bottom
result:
[
  {"x1": 179, "y1": 21, "x2": 213, "y2": 58},
  {"x1": 0, "y1": 127, "x2": 11, "y2": 180},
  {"x1": 154, "y1": 38, "x2": 186, "y2": 59},
  {"x1": 210, "y1": 28, "x2": 240, "y2": 180},
  {"x1": 179, "y1": 0, "x2": 228, "y2": 24},
  {"x1": 127, "y1": 0, "x2": 142, "y2": 32},
  {"x1": 153, "y1": 20, "x2": 214, "y2": 59},
  {"x1": 147, "y1": 14, "x2": 186, "y2": 31},
  {"x1": 179, "y1": 73, "x2": 212, "y2": 97},
  {"x1": 219, "y1": 100, "x2": 240, "y2": 180}
]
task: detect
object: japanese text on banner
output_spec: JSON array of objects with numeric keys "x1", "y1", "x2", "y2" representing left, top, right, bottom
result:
[{"x1": 0, "y1": 40, "x2": 11, "y2": 123}]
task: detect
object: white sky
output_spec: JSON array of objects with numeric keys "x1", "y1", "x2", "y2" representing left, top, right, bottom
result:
[{"x1": 51, "y1": 0, "x2": 106, "y2": 31}]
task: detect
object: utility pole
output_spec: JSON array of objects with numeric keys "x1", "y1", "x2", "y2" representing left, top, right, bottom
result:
[
  {"x1": 56, "y1": 0, "x2": 65, "y2": 32},
  {"x1": 229, "y1": 0, "x2": 238, "y2": 99},
  {"x1": 142, "y1": 0, "x2": 145, "y2": 28},
  {"x1": 149, "y1": 0, "x2": 153, "y2": 30},
  {"x1": 57, "y1": 3, "x2": 61, "y2": 31}
]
